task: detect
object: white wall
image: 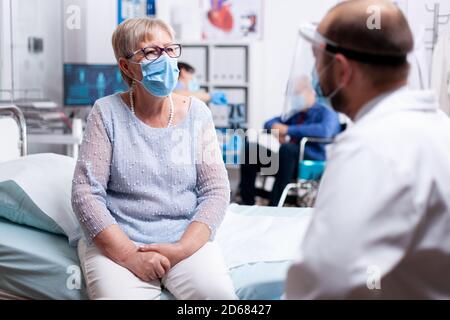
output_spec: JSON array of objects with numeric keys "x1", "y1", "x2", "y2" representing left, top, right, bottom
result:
[
  {"x1": 0, "y1": 0, "x2": 63, "y2": 104},
  {"x1": 157, "y1": 0, "x2": 203, "y2": 41},
  {"x1": 63, "y1": 0, "x2": 87, "y2": 63},
  {"x1": 0, "y1": 0, "x2": 12, "y2": 101},
  {"x1": 16, "y1": 0, "x2": 62, "y2": 103},
  {"x1": 64, "y1": 0, "x2": 117, "y2": 64},
  {"x1": 249, "y1": 0, "x2": 338, "y2": 129}
]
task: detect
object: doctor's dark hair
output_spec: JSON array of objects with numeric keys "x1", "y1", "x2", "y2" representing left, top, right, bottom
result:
[
  {"x1": 112, "y1": 18, "x2": 175, "y2": 86},
  {"x1": 323, "y1": 0, "x2": 414, "y2": 87}
]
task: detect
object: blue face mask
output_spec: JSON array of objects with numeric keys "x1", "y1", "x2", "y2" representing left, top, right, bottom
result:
[
  {"x1": 312, "y1": 68, "x2": 332, "y2": 108},
  {"x1": 291, "y1": 94, "x2": 307, "y2": 112},
  {"x1": 132, "y1": 55, "x2": 179, "y2": 97},
  {"x1": 282, "y1": 94, "x2": 307, "y2": 121},
  {"x1": 188, "y1": 80, "x2": 201, "y2": 92}
]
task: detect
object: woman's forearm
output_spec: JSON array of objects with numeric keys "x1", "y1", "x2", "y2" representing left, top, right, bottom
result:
[
  {"x1": 178, "y1": 221, "x2": 211, "y2": 258},
  {"x1": 93, "y1": 224, "x2": 138, "y2": 266}
]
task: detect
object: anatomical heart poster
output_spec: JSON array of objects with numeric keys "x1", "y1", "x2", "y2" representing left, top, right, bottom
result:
[{"x1": 202, "y1": 0, "x2": 263, "y2": 40}]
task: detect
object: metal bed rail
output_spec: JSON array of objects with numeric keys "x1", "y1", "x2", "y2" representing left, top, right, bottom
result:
[{"x1": 0, "y1": 105, "x2": 27, "y2": 157}]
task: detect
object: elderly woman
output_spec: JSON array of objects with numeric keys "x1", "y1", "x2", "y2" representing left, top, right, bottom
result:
[{"x1": 72, "y1": 18, "x2": 236, "y2": 300}]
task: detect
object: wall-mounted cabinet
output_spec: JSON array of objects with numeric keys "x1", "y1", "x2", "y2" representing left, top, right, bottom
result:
[{"x1": 180, "y1": 42, "x2": 250, "y2": 130}]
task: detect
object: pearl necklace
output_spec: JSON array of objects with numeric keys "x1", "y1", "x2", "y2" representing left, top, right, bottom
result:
[{"x1": 129, "y1": 89, "x2": 175, "y2": 128}]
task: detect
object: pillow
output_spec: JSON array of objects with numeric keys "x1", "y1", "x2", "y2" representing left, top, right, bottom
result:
[{"x1": 0, "y1": 153, "x2": 80, "y2": 245}]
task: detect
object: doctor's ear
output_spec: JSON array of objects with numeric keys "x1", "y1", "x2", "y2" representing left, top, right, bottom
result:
[{"x1": 334, "y1": 54, "x2": 353, "y2": 86}]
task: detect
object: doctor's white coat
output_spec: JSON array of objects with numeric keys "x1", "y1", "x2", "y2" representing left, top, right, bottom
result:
[{"x1": 285, "y1": 88, "x2": 450, "y2": 299}]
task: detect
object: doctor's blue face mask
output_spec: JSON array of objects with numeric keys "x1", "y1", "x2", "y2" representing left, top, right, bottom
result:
[
  {"x1": 129, "y1": 55, "x2": 180, "y2": 97},
  {"x1": 312, "y1": 68, "x2": 333, "y2": 109}
]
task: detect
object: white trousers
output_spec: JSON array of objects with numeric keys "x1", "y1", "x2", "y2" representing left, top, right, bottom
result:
[{"x1": 78, "y1": 239, "x2": 238, "y2": 300}]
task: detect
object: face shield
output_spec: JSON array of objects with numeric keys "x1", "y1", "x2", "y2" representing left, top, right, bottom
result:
[
  {"x1": 282, "y1": 23, "x2": 339, "y2": 121},
  {"x1": 282, "y1": 23, "x2": 409, "y2": 120}
]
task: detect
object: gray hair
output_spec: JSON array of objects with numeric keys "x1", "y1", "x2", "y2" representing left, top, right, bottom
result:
[{"x1": 112, "y1": 18, "x2": 175, "y2": 86}]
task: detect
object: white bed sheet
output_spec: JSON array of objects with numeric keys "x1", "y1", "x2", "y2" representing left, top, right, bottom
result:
[{"x1": 217, "y1": 204, "x2": 312, "y2": 268}]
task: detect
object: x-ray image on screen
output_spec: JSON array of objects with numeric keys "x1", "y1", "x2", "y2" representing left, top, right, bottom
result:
[{"x1": 64, "y1": 64, "x2": 128, "y2": 106}]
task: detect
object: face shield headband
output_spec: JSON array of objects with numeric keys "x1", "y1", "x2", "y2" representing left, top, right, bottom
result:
[{"x1": 300, "y1": 24, "x2": 408, "y2": 66}]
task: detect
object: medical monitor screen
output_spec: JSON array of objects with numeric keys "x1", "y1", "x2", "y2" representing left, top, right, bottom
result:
[{"x1": 64, "y1": 64, "x2": 128, "y2": 106}]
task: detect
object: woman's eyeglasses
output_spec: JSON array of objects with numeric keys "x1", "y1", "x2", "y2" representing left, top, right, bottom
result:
[{"x1": 126, "y1": 44, "x2": 182, "y2": 61}]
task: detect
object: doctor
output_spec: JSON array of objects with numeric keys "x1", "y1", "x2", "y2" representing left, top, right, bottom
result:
[{"x1": 286, "y1": 0, "x2": 450, "y2": 299}]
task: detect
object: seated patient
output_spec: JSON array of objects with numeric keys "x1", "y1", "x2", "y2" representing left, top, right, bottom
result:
[
  {"x1": 72, "y1": 18, "x2": 237, "y2": 300},
  {"x1": 239, "y1": 78, "x2": 341, "y2": 206}
]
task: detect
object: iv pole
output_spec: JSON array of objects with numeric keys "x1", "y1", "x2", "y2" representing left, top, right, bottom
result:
[
  {"x1": 426, "y1": 2, "x2": 450, "y2": 51},
  {"x1": 9, "y1": 0, "x2": 15, "y2": 104}
]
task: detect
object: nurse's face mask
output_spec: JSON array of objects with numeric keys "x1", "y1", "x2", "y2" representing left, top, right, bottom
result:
[{"x1": 125, "y1": 44, "x2": 182, "y2": 97}]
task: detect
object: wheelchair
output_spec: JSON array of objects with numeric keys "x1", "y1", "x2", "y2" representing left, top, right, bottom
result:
[{"x1": 277, "y1": 136, "x2": 335, "y2": 208}]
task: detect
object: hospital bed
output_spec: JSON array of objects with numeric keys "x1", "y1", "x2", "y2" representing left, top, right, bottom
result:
[
  {"x1": 0, "y1": 206, "x2": 311, "y2": 300},
  {"x1": 0, "y1": 106, "x2": 312, "y2": 300}
]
